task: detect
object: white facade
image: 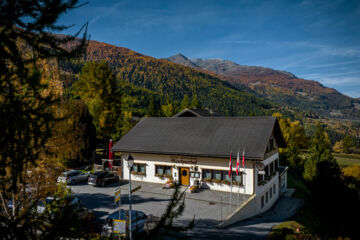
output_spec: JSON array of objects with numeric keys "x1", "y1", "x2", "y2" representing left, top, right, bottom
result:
[{"x1": 122, "y1": 152, "x2": 281, "y2": 197}]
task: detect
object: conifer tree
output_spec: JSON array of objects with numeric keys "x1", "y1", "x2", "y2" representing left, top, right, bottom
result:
[
  {"x1": 303, "y1": 123, "x2": 335, "y2": 181},
  {"x1": 72, "y1": 61, "x2": 121, "y2": 139},
  {"x1": 180, "y1": 95, "x2": 190, "y2": 110},
  {"x1": 0, "y1": 0, "x2": 95, "y2": 238},
  {"x1": 190, "y1": 95, "x2": 202, "y2": 109}
]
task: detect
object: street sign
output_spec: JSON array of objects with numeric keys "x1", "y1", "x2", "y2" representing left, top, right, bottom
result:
[
  {"x1": 115, "y1": 188, "x2": 121, "y2": 203},
  {"x1": 131, "y1": 185, "x2": 141, "y2": 193},
  {"x1": 258, "y1": 170, "x2": 265, "y2": 175},
  {"x1": 113, "y1": 219, "x2": 126, "y2": 234}
]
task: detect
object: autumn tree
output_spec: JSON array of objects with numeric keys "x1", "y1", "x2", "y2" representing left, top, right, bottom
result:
[
  {"x1": 47, "y1": 99, "x2": 96, "y2": 168},
  {"x1": 342, "y1": 165, "x2": 360, "y2": 191},
  {"x1": 0, "y1": 0, "x2": 96, "y2": 238},
  {"x1": 72, "y1": 60, "x2": 121, "y2": 139},
  {"x1": 342, "y1": 135, "x2": 355, "y2": 153},
  {"x1": 161, "y1": 103, "x2": 176, "y2": 117},
  {"x1": 273, "y1": 113, "x2": 308, "y2": 173}
]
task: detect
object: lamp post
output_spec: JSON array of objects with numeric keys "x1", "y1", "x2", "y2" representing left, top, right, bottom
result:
[{"x1": 126, "y1": 154, "x2": 134, "y2": 240}]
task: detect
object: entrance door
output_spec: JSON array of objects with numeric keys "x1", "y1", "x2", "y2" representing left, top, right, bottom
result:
[{"x1": 180, "y1": 168, "x2": 190, "y2": 186}]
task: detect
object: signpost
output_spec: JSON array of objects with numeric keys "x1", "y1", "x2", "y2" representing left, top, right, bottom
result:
[
  {"x1": 115, "y1": 189, "x2": 121, "y2": 203},
  {"x1": 114, "y1": 188, "x2": 123, "y2": 239},
  {"x1": 113, "y1": 219, "x2": 126, "y2": 235}
]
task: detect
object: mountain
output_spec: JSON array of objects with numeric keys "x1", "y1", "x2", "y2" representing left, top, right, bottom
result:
[
  {"x1": 166, "y1": 54, "x2": 360, "y2": 119},
  {"x1": 63, "y1": 40, "x2": 274, "y2": 116}
]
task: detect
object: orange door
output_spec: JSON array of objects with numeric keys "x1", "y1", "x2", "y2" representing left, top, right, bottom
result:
[{"x1": 180, "y1": 168, "x2": 190, "y2": 186}]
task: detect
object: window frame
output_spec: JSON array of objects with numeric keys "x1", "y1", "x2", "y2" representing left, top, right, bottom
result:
[
  {"x1": 266, "y1": 191, "x2": 268, "y2": 203},
  {"x1": 201, "y1": 169, "x2": 243, "y2": 185},
  {"x1": 132, "y1": 163, "x2": 146, "y2": 174},
  {"x1": 155, "y1": 165, "x2": 172, "y2": 176}
]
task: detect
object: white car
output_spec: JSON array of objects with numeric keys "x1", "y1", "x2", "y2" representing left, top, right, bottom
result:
[
  {"x1": 37, "y1": 196, "x2": 80, "y2": 214},
  {"x1": 57, "y1": 170, "x2": 90, "y2": 185}
]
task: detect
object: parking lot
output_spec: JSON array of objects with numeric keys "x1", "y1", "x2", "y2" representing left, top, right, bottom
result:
[
  {"x1": 70, "y1": 180, "x2": 250, "y2": 224},
  {"x1": 69, "y1": 180, "x2": 302, "y2": 239}
]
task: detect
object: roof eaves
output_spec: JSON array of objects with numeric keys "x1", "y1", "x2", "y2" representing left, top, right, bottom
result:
[{"x1": 111, "y1": 148, "x2": 261, "y2": 160}]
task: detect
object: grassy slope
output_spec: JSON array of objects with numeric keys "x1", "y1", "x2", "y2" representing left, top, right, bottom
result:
[{"x1": 333, "y1": 153, "x2": 360, "y2": 168}]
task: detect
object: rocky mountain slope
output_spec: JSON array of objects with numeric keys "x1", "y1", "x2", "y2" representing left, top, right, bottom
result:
[{"x1": 166, "y1": 54, "x2": 360, "y2": 119}]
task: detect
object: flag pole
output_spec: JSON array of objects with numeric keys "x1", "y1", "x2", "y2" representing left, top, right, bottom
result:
[
  {"x1": 237, "y1": 150, "x2": 240, "y2": 207},
  {"x1": 229, "y1": 150, "x2": 232, "y2": 213},
  {"x1": 243, "y1": 149, "x2": 246, "y2": 204},
  {"x1": 230, "y1": 174, "x2": 232, "y2": 213}
]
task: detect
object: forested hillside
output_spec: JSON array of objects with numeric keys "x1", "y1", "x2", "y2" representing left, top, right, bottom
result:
[{"x1": 63, "y1": 40, "x2": 274, "y2": 116}]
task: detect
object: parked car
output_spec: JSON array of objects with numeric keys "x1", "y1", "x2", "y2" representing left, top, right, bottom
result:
[
  {"x1": 102, "y1": 209, "x2": 147, "y2": 236},
  {"x1": 88, "y1": 171, "x2": 118, "y2": 187},
  {"x1": 57, "y1": 170, "x2": 90, "y2": 185},
  {"x1": 37, "y1": 195, "x2": 80, "y2": 214}
]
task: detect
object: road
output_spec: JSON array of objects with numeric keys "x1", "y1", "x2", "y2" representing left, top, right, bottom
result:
[{"x1": 69, "y1": 180, "x2": 302, "y2": 239}]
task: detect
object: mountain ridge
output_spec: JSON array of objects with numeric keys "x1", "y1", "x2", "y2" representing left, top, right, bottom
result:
[{"x1": 166, "y1": 54, "x2": 360, "y2": 119}]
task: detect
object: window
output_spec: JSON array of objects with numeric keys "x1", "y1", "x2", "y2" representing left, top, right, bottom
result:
[
  {"x1": 273, "y1": 184, "x2": 276, "y2": 194},
  {"x1": 203, "y1": 169, "x2": 212, "y2": 180},
  {"x1": 266, "y1": 191, "x2": 268, "y2": 203},
  {"x1": 270, "y1": 187, "x2": 272, "y2": 199},
  {"x1": 233, "y1": 173, "x2": 242, "y2": 184},
  {"x1": 213, "y1": 170, "x2": 221, "y2": 180},
  {"x1": 155, "y1": 165, "x2": 172, "y2": 176},
  {"x1": 201, "y1": 169, "x2": 242, "y2": 185},
  {"x1": 270, "y1": 162, "x2": 274, "y2": 174},
  {"x1": 275, "y1": 160, "x2": 279, "y2": 171},
  {"x1": 261, "y1": 196, "x2": 264, "y2": 208},
  {"x1": 257, "y1": 172, "x2": 264, "y2": 185},
  {"x1": 132, "y1": 163, "x2": 146, "y2": 174},
  {"x1": 190, "y1": 172, "x2": 200, "y2": 178},
  {"x1": 265, "y1": 165, "x2": 269, "y2": 177}
]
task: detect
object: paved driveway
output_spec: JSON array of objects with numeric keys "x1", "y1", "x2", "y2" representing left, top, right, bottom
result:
[{"x1": 69, "y1": 180, "x2": 302, "y2": 239}]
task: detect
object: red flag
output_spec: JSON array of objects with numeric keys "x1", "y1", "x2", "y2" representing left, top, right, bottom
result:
[
  {"x1": 236, "y1": 151, "x2": 240, "y2": 175},
  {"x1": 242, "y1": 149, "x2": 245, "y2": 167},
  {"x1": 228, "y1": 151, "x2": 232, "y2": 177},
  {"x1": 108, "y1": 139, "x2": 114, "y2": 169}
]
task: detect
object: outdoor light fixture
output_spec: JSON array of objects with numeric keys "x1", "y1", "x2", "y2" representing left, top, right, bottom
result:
[
  {"x1": 126, "y1": 153, "x2": 134, "y2": 240},
  {"x1": 127, "y1": 154, "x2": 134, "y2": 168}
]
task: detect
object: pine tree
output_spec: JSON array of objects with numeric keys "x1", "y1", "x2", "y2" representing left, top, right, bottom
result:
[
  {"x1": 303, "y1": 123, "x2": 336, "y2": 181},
  {"x1": 180, "y1": 95, "x2": 190, "y2": 110},
  {"x1": 72, "y1": 61, "x2": 121, "y2": 139},
  {"x1": 144, "y1": 183, "x2": 194, "y2": 240},
  {"x1": 190, "y1": 95, "x2": 202, "y2": 109},
  {"x1": 147, "y1": 95, "x2": 158, "y2": 116}
]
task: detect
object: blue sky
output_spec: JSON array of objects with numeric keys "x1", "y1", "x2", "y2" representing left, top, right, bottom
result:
[{"x1": 59, "y1": 0, "x2": 360, "y2": 98}]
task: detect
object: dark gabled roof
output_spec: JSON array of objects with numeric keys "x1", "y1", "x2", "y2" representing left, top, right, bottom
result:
[
  {"x1": 172, "y1": 108, "x2": 222, "y2": 117},
  {"x1": 112, "y1": 117, "x2": 286, "y2": 160}
]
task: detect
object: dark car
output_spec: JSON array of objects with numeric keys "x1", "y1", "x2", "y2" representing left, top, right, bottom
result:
[{"x1": 88, "y1": 171, "x2": 118, "y2": 187}]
